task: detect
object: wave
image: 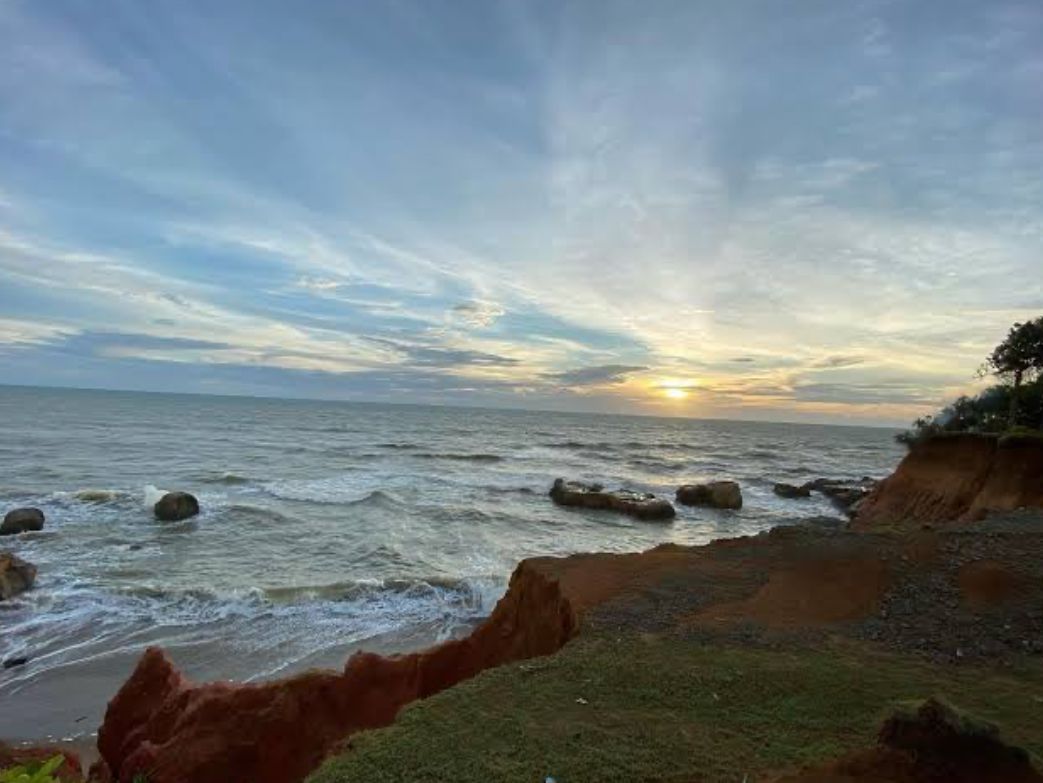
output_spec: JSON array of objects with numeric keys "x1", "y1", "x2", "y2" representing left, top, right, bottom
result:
[
  {"x1": 142, "y1": 484, "x2": 168, "y2": 508},
  {"x1": 346, "y1": 489, "x2": 402, "y2": 508},
  {"x1": 376, "y1": 442, "x2": 420, "y2": 451},
  {"x1": 262, "y1": 478, "x2": 412, "y2": 505},
  {"x1": 627, "y1": 458, "x2": 686, "y2": 472},
  {"x1": 42, "y1": 488, "x2": 132, "y2": 504},
  {"x1": 105, "y1": 575, "x2": 504, "y2": 617},
  {"x1": 484, "y1": 486, "x2": 537, "y2": 496},
  {"x1": 194, "y1": 472, "x2": 252, "y2": 485},
  {"x1": 412, "y1": 452, "x2": 504, "y2": 463}
]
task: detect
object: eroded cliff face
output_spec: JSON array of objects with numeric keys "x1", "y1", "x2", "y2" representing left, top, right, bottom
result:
[
  {"x1": 95, "y1": 560, "x2": 578, "y2": 783},
  {"x1": 854, "y1": 434, "x2": 1043, "y2": 530}
]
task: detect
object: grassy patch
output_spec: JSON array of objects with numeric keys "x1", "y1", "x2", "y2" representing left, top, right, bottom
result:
[{"x1": 309, "y1": 635, "x2": 1043, "y2": 783}]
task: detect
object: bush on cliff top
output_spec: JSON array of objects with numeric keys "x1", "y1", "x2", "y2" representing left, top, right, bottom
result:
[
  {"x1": 897, "y1": 378, "x2": 1043, "y2": 447},
  {"x1": 0, "y1": 756, "x2": 65, "y2": 783}
]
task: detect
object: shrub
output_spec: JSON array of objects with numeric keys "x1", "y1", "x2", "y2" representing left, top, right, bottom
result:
[{"x1": 0, "y1": 755, "x2": 65, "y2": 783}]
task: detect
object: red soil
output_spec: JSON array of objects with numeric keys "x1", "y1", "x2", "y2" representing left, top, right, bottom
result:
[
  {"x1": 854, "y1": 434, "x2": 1043, "y2": 530},
  {"x1": 95, "y1": 560, "x2": 575, "y2": 783},
  {"x1": 958, "y1": 559, "x2": 1025, "y2": 610},
  {"x1": 692, "y1": 556, "x2": 889, "y2": 628}
]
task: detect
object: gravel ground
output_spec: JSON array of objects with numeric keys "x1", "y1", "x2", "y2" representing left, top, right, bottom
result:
[{"x1": 585, "y1": 512, "x2": 1043, "y2": 664}]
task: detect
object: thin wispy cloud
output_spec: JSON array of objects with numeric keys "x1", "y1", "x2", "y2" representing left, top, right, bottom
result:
[{"x1": 0, "y1": 0, "x2": 1040, "y2": 424}]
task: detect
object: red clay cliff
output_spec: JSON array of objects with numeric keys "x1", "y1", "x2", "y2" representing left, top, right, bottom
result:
[
  {"x1": 95, "y1": 560, "x2": 577, "y2": 783},
  {"x1": 854, "y1": 434, "x2": 1043, "y2": 530}
]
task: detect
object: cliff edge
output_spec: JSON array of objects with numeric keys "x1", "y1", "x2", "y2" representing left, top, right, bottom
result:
[{"x1": 854, "y1": 433, "x2": 1043, "y2": 530}]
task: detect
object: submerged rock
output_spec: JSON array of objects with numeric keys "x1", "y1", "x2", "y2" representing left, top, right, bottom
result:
[
  {"x1": 676, "y1": 480, "x2": 742, "y2": 510},
  {"x1": 1, "y1": 507, "x2": 45, "y2": 536},
  {"x1": 154, "y1": 491, "x2": 200, "y2": 522},
  {"x1": 774, "y1": 482, "x2": 811, "y2": 499},
  {"x1": 0, "y1": 552, "x2": 37, "y2": 600},
  {"x1": 550, "y1": 479, "x2": 676, "y2": 521}
]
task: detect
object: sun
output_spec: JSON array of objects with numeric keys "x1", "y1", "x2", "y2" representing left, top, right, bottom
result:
[{"x1": 663, "y1": 387, "x2": 689, "y2": 400}]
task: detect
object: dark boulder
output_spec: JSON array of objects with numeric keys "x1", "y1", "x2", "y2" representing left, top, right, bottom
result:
[
  {"x1": 878, "y1": 698, "x2": 1040, "y2": 781},
  {"x1": 774, "y1": 482, "x2": 811, "y2": 499},
  {"x1": 0, "y1": 552, "x2": 36, "y2": 600},
  {"x1": 676, "y1": 480, "x2": 742, "y2": 510},
  {"x1": 1, "y1": 507, "x2": 45, "y2": 536},
  {"x1": 550, "y1": 479, "x2": 675, "y2": 521},
  {"x1": 803, "y1": 477, "x2": 877, "y2": 515},
  {"x1": 154, "y1": 492, "x2": 200, "y2": 522}
]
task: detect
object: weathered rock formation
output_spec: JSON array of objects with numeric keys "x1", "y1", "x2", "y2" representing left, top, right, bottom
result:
[
  {"x1": 774, "y1": 482, "x2": 811, "y2": 499},
  {"x1": 0, "y1": 552, "x2": 36, "y2": 600},
  {"x1": 153, "y1": 492, "x2": 200, "y2": 522},
  {"x1": 854, "y1": 434, "x2": 1043, "y2": 530},
  {"x1": 1, "y1": 507, "x2": 44, "y2": 535},
  {"x1": 676, "y1": 480, "x2": 742, "y2": 509},
  {"x1": 95, "y1": 559, "x2": 579, "y2": 783},
  {"x1": 549, "y1": 479, "x2": 675, "y2": 521},
  {"x1": 775, "y1": 698, "x2": 1043, "y2": 782}
]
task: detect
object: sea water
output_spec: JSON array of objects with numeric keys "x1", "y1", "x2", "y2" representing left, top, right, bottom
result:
[{"x1": 0, "y1": 386, "x2": 903, "y2": 742}]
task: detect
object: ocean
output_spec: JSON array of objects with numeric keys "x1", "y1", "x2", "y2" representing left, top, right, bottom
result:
[{"x1": 0, "y1": 386, "x2": 903, "y2": 743}]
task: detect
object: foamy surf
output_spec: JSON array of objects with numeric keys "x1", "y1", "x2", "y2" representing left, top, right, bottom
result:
[{"x1": 142, "y1": 484, "x2": 169, "y2": 508}]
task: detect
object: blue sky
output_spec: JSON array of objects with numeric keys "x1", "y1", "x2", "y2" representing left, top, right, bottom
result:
[{"x1": 0, "y1": 0, "x2": 1040, "y2": 424}]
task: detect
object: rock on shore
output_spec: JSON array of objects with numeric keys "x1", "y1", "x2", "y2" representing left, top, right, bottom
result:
[
  {"x1": 549, "y1": 479, "x2": 676, "y2": 521},
  {"x1": 1, "y1": 507, "x2": 45, "y2": 535},
  {"x1": 676, "y1": 480, "x2": 742, "y2": 509},
  {"x1": 0, "y1": 552, "x2": 37, "y2": 600},
  {"x1": 154, "y1": 492, "x2": 200, "y2": 522}
]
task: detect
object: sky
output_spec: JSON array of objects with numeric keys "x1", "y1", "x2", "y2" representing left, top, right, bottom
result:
[{"x1": 0, "y1": 0, "x2": 1041, "y2": 425}]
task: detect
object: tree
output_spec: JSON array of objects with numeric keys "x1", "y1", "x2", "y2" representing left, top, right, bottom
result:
[{"x1": 981, "y1": 316, "x2": 1043, "y2": 428}]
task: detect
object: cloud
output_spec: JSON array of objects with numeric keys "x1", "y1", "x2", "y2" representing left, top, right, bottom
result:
[
  {"x1": 295, "y1": 276, "x2": 342, "y2": 292},
  {"x1": 0, "y1": 317, "x2": 74, "y2": 348},
  {"x1": 793, "y1": 381, "x2": 937, "y2": 406},
  {"x1": 0, "y1": 1, "x2": 1039, "y2": 424},
  {"x1": 364, "y1": 337, "x2": 519, "y2": 369},
  {"x1": 450, "y1": 300, "x2": 505, "y2": 329},
  {"x1": 546, "y1": 364, "x2": 647, "y2": 387},
  {"x1": 812, "y1": 355, "x2": 867, "y2": 369}
]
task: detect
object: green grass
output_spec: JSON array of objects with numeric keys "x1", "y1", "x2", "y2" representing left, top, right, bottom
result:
[{"x1": 308, "y1": 635, "x2": 1043, "y2": 783}]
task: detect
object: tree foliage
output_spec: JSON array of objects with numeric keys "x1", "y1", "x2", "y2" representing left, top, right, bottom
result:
[{"x1": 899, "y1": 316, "x2": 1043, "y2": 446}]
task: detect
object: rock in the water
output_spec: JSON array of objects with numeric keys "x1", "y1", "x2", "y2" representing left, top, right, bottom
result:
[
  {"x1": 774, "y1": 482, "x2": 811, "y2": 499},
  {"x1": 550, "y1": 479, "x2": 675, "y2": 521},
  {"x1": 675, "y1": 480, "x2": 742, "y2": 510},
  {"x1": 154, "y1": 491, "x2": 200, "y2": 522},
  {"x1": 803, "y1": 478, "x2": 875, "y2": 515},
  {"x1": 2, "y1": 656, "x2": 28, "y2": 669},
  {"x1": 0, "y1": 552, "x2": 37, "y2": 600},
  {"x1": 1, "y1": 507, "x2": 45, "y2": 536}
]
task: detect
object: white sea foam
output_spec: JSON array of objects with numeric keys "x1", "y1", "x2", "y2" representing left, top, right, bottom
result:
[{"x1": 142, "y1": 484, "x2": 168, "y2": 508}]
